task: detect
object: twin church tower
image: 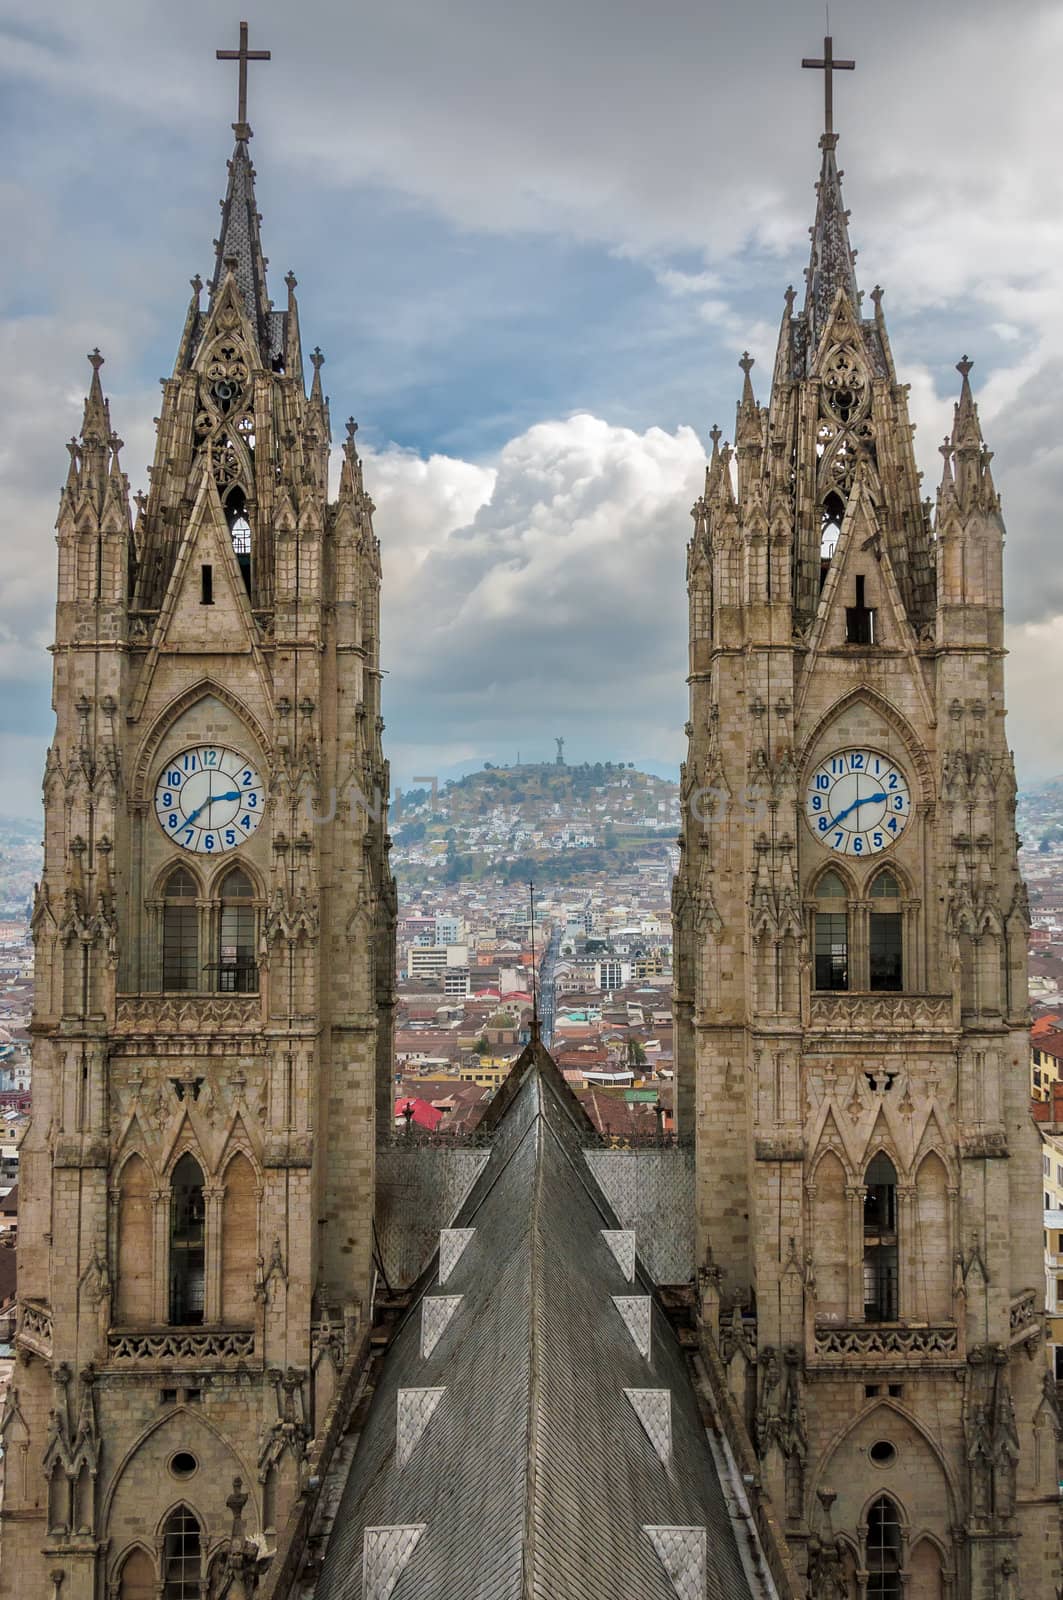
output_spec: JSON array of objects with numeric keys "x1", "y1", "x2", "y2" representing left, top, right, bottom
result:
[{"x1": 2, "y1": 28, "x2": 1057, "y2": 1600}]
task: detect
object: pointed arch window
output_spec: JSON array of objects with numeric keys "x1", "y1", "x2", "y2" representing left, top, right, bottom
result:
[
  {"x1": 814, "y1": 870, "x2": 849, "y2": 992},
  {"x1": 118, "y1": 1547, "x2": 155, "y2": 1600},
  {"x1": 870, "y1": 869, "x2": 903, "y2": 992},
  {"x1": 169, "y1": 1155, "x2": 206, "y2": 1326},
  {"x1": 224, "y1": 485, "x2": 252, "y2": 595},
  {"x1": 162, "y1": 868, "x2": 200, "y2": 992},
  {"x1": 215, "y1": 867, "x2": 258, "y2": 994},
  {"x1": 161, "y1": 1505, "x2": 203, "y2": 1600},
  {"x1": 865, "y1": 1495, "x2": 902, "y2": 1599},
  {"x1": 863, "y1": 1153, "x2": 899, "y2": 1322}
]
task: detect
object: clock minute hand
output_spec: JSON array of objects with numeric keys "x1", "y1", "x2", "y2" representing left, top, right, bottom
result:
[
  {"x1": 832, "y1": 790, "x2": 888, "y2": 828},
  {"x1": 183, "y1": 789, "x2": 241, "y2": 828}
]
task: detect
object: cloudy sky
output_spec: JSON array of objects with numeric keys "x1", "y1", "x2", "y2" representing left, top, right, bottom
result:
[{"x1": 1, "y1": 0, "x2": 1062, "y2": 814}]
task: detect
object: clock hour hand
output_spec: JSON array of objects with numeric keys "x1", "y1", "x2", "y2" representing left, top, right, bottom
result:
[
  {"x1": 831, "y1": 790, "x2": 887, "y2": 827},
  {"x1": 183, "y1": 789, "x2": 241, "y2": 827}
]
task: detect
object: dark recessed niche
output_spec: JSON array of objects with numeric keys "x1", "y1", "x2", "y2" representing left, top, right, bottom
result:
[
  {"x1": 169, "y1": 1451, "x2": 198, "y2": 1479},
  {"x1": 869, "y1": 1439, "x2": 897, "y2": 1467}
]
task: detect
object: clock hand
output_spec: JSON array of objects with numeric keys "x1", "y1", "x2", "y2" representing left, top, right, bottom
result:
[
  {"x1": 831, "y1": 791, "x2": 888, "y2": 827},
  {"x1": 184, "y1": 789, "x2": 241, "y2": 827}
]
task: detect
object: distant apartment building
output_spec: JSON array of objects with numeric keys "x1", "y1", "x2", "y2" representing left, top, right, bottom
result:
[
  {"x1": 435, "y1": 913, "x2": 464, "y2": 945},
  {"x1": 596, "y1": 959, "x2": 631, "y2": 991},
  {"x1": 406, "y1": 943, "x2": 470, "y2": 982},
  {"x1": 1031, "y1": 1016, "x2": 1063, "y2": 1101}
]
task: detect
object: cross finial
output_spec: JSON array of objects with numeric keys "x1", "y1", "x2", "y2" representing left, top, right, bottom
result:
[
  {"x1": 216, "y1": 20, "x2": 271, "y2": 139},
  {"x1": 801, "y1": 35, "x2": 855, "y2": 140},
  {"x1": 957, "y1": 355, "x2": 974, "y2": 380},
  {"x1": 739, "y1": 351, "x2": 754, "y2": 377}
]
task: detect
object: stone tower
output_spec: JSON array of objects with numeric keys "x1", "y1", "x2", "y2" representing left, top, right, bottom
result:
[
  {"x1": 673, "y1": 90, "x2": 1061, "y2": 1600},
  {"x1": 0, "y1": 71, "x2": 395, "y2": 1600}
]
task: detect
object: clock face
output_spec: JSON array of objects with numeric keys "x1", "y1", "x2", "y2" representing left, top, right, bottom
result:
[
  {"x1": 154, "y1": 745, "x2": 265, "y2": 855},
  {"x1": 804, "y1": 748, "x2": 910, "y2": 857}
]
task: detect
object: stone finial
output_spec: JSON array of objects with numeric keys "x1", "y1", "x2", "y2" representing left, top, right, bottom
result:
[{"x1": 957, "y1": 354, "x2": 974, "y2": 380}]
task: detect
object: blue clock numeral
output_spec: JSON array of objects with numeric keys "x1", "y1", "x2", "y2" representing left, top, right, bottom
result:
[
  {"x1": 873, "y1": 832, "x2": 884, "y2": 849},
  {"x1": 850, "y1": 752, "x2": 865, "y2": 770},
  {"x1": 168, "y1": 814, "x2": 179, "y2": 829},
  {"x1": 887, "y1": 817, "x2": 899, "y2": 833},
  {"x1": 167, "y1": 769, "x2": 182, "y2": 787},
  {"x1": 830, "y1": 757, "x2": 846, "y2": 774},
  {"x1": 818, "y1": 817, "x2": 829, "y2": 832},
  {"x1": 893, "y1": 796, "x2": 904, "y2": 811},
  {"x1": 811, "y1": 795, "x2": 822, "y2": 811},
  {"x1": 242, "y1": 770, "x2": 254, "y2": 786},
  {"x1": 182, "y1": 753, "x2": 197, "y2": 772},
  {"x1": 888, "y1": 773, "x2": 898, "y2": 790},
  {"x1": 853, "y1": 835, "x2": 864, "y2": 853},
  {"x1": 873, "y1": 758, "x2": 881, "y2": 774},
  {"x1": 225, "y1": 829, "x2": 236, "y2": 846},
  {"x1": 816, "y1": 774, "x2": 830, "y2": 790},
  {"x1": 240, "y1": 814, "x2": 252, "y2": 830},
  {"x1": 204, "y1": 834, "x2": 215, "y2": 850},
  {"x1": 162, "y1": 792, "x2": 173, "y2": 808},
  {"x1": 182, "y1": 828, "x2": 194, "y2": 844},
  {"x1": 204, "y1": 749, "x2": 218, "y2": 767},
  {"x1": 247, "y1": 792, "x2": 257, "y2": 807},
  {"x1": 833, "y1": 832, "x2": 844, "y2": 848}
]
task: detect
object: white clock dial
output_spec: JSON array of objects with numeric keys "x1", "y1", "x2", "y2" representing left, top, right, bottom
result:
[
  {"x1": 804, "y1": 748, "x2": 910, "y2": 857},
  {"x1": 154, "y1": 745, "x2": 265, "y2": 855}
]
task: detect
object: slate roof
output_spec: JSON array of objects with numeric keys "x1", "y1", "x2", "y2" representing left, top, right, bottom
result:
[{"x1": 311, "y1": 1044, "x2": 768, "y2": 1600}]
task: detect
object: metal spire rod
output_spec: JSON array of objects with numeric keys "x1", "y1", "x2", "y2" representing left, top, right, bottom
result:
[{"x1": 529, "y1": 881, "x2": 539, "y2": 1041}]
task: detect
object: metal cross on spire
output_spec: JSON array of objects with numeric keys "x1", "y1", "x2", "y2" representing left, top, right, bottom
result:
[
  {"x1": 801, "y1": 35, "x2": 855, "y2": 139},
  {"x1": 216, "y1": 20, "x2": 271, "y2": 138}
]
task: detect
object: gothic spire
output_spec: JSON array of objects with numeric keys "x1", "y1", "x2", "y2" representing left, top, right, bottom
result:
[
  {"x1": 209, "y1": 135, "x2": 274, "y2": 346},
  {"x1": 804, "y1": 136, "x2": 861, "y2": 346}
]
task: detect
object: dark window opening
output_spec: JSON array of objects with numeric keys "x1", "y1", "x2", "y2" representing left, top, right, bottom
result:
[
  {"x1": 846, "y1": 574, "x2": 876, "y2": 644},
  {"x1": 162, "y1": 1504, "x2": 203, "y2": 1600},
  {"x1": 169, "y1": 1154, "x2": 206, "y2": 1326},
  {"x1": 162, "y1": 868, "x2": 199, "y2": 992},
  {"x1": 864, "y1": 1153, "x2": 899, "y2": 1322},
  {"x1": 870, "y1": 912, "x2": 903, "y2": 991},
  {"x1": 815, "y1": 912, "x2": 849, "y2": 991},
  {"x1": 820, "y1": 489, "x2": 846, "y2": 576},
  {"x1": 200, "y1": 564, "x2": 213, "y2": 605},
  {"x1": 215, "y1": 868, "x2": 258, "y2": 994},
  {"x1": 888, "y1": 1384, "x2": 904, "y2": 1398},
  {"x1": 224, "y1": 487, "x2": 252, "y2": 596},
  {"x1": 865, "y1": 1495, "x2": 902, "y2": 1600}
]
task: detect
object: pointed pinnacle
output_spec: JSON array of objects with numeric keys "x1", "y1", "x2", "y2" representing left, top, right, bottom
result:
[
  {"x1": 957, "y1": 355, "x2": 974, "y2": 380},
  {"x1": 311, "y1": 347, "x2": 324, "y2": 371},
  {"x1": 346, "y1": 417, "x2": 359, "y2": 442},
  {"x1": 190, "y1": 274, "x2": 203, "y2": 296},
  {"x1": 709, "y1": 424, "x2": 722, "y2": 453},
  {"x1": 739, "y1": 351, "x2": 754, "y2": 377},
  {"x1": 88, "y1": 349, "x2": 104, "y2": 373}
]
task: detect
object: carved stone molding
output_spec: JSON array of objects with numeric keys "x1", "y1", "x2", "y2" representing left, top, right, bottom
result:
[
  {"x1": 811, "y1": 1323, "x2": 959, "y2": 1364},
  {"x1": 15, "y1": 1300, "x2": 53, "y2": 1361},
  {"x1": 106, "y1": 1328, "x2": 255, "y2": 1365},
  {"x1": 1009, "y1": 1290, "x2": 1041, "y2": 1348},
  {"x1": 115, "y1": 995, "x2": 262, "y2": 1034},
  {"x1": 808, "y1": 993, "x2": 954, "y2": 1033}
]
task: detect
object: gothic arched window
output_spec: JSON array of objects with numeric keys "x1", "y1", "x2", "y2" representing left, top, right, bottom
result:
[
  {"x1": 224, "y1": 485, "x2": 252, "y2": 595},
  {"x1": 865, "y1": 1495, "x2": 903, "y2": 1599},
  {"x1": 869, "y1": 869, "x2": 903, "y2": 992},
  {"x1": 162, "y1": 867, "x2": 200, "y2": 992},
  {"x1": 161, "y1": 1504, "x2": 203, "y2": 1600},
  {"x1": 863, "y1": 1153, "x2": 899, "y2": 1322},
  {"x1": 118, "y1": 1546, "x2": 155, "y2": 1600},
  {"x1": 216, "y1": 867, "x2": 257, "y2": 994},
  {"x1": 814, "y1": 870, "x2": 849, "y2": 992},
  {"x1": 169, "y1": 1155, "x2": 206, "y2": 1326}
]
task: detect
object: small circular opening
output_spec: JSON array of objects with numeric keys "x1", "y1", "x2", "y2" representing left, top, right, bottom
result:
[
  {"x1": 169, "y1": 1451, "x2": 198, "y2": 1479},
  {"x1": 869, "y1": 1439, "x2": 897, "y2": 1467}
]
